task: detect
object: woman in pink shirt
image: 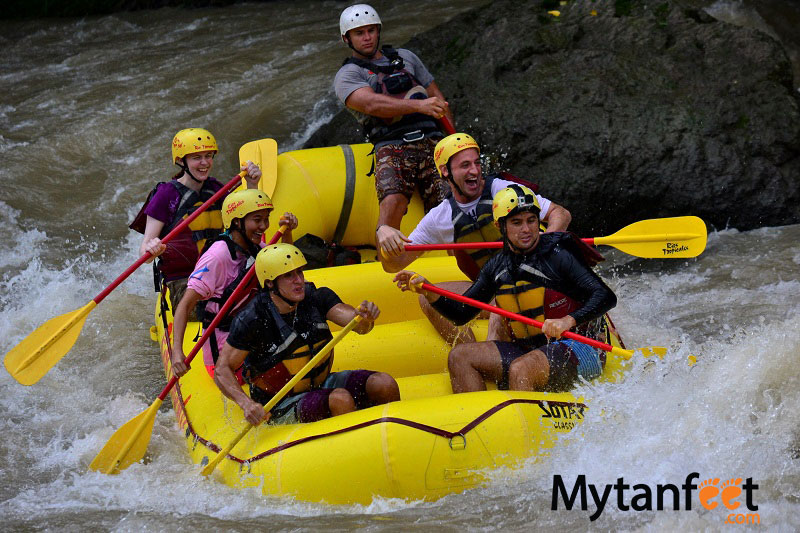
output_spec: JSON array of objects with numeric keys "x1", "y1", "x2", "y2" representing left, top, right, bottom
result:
[{"x1": 170, "y1": 188, "x2": 298, "y2": 379}]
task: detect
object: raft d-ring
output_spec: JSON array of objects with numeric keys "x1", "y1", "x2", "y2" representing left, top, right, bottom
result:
[{"x1": 449, "y1": 434, "x2": 467, "y2": 450}]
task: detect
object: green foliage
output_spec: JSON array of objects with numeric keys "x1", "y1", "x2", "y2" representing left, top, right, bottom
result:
[
  {"x1": 654, "y1": 2, "x2": 670, "y2": 27},
  {"x1": 735, "y1": 115, "x2": 750, "y2": 129},
  {"x1": 614, "y1": 0, "x2": 644, "y2": 17},
  {"x1": 444, "y1": 37, "x2": 471, "y2": 67}
]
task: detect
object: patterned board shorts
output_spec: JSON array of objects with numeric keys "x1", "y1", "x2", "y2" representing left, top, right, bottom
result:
[{"x1": 374, "y1": 137, "x2": 449, "y2": 212}]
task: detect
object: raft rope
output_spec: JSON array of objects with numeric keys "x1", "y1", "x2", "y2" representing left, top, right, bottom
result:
[
  {"x1": 174, "y1": 389, "x2": 586, "y2": 465},
  {"x1": 159, "y1": 284, "x2": 175, "y2": 360}
]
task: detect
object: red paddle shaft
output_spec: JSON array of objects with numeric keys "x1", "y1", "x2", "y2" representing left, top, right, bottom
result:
[
  {"x1": 156, "y1": 227, "x2": 284, "y2": 401},
  {"x1": 406, "y1": 239, "x2": 594, "y2": 251},
  {"x1": 420, "y1": 282, "x2": 616, "y2": 354},
  {"x1": 94, "y1": 175, "x2": 245, "y2": 304}
]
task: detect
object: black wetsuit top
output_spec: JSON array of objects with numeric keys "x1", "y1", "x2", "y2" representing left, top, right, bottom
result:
[{"x1": 431, "y1": 232, "x2": 617, "y2": 326}]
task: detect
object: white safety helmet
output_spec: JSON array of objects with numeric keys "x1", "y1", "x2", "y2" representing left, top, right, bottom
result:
[{"x1": 340, "y1": 4, "x2": 382, "y2": 39}]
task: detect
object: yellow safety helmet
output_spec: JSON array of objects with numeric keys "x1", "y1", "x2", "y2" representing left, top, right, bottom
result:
[
  {"x1": 221, "y1": 189, "x2": 274, "y2": 230},
  {"x1": 256, "y1": 243, "x2": 307, "y2": 287},
  {"x1": 492, "y1": 184, "x2": 540, "y2": 222},
  {"x1": 433, "y1": 133, "x2": 480, "y2": 177},
  {"x1": 171, "y1": 128, "x2": 218, "y2": 163}
]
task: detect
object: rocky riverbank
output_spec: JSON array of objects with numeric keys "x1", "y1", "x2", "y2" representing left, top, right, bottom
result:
[{"x1": 307, "y1": 0, "x2": 800, "y2": 234}]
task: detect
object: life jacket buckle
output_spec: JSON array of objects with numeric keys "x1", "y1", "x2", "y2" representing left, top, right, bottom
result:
[{"x1": 401, "y1": 129, "x2": 425, "y2": 143}]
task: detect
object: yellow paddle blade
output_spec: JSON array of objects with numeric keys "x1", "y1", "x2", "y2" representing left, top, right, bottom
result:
[
  {"x1": 593, "y1": 216, "x2": 707, "y2": 258},
  {"x1": 89, "y1": 399, "x2": 163, "y2": 474},
  {"x1": 614, "y1": 346, "x2": 697, "y2": 365},
  {"x1": 4, "y1": 301, "x2": 97, "y2": 386},
  {"x1": 613, "y1": 345, "x2": 668, "y2": 360},
  {"x1": 239, "y1": 138, "x2": 278, "y2": 198}
]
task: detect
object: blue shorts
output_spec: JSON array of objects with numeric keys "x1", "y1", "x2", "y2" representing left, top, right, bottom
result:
[
  {"x1": 494, "y1": 339, "x2": 605, "y2": 391},
  {"x1": 252, "y1": 370, "x2": 376, "y2": 425}
]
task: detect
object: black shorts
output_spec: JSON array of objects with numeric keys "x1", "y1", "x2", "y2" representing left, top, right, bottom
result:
[{"x1": 493, "y1": 340, "x2": 582, "y2": 392}]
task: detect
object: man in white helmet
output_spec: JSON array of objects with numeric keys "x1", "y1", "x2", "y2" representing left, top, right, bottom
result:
[{"x1": 334, "y1": 4, "x2": 453, "y2": 255}]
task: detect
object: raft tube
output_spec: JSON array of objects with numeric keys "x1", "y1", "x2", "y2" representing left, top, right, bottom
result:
[{"x1": 152, "y1": 142, "x2": 627, "y2": 504}]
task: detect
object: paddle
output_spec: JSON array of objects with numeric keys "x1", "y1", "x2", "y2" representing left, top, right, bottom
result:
[
  {"x1": 404, "y1": 216, "x2": 707, "y2": 259},
  {"x1": 3, "y1": 139, "x2": 278, "y2": 387},
  {"x1": 200, "y1": 315, "x2": 363, "y2": 477},
  {"x1": 89, "y1": 226, "x2": 286, "y2": 475},
  {"x1": 440, "y1": 115, "x2": 456, "y2": 135},
  {"x1": 241, "y1": 138, "x2": 278, "y2": 199},
  {"x1": 416, "y1": 282, "x2": 666, "y2": 360}
]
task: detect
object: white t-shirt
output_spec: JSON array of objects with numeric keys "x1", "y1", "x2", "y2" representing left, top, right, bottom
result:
[{"x1": 407, "y1": 178, "x2": 552, "y2": 244}]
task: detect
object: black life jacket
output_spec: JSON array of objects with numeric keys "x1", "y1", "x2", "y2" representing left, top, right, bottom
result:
[
  {"x1": 494, "y1": 233, "x2": 607, "y2": 345},
  {"x1": 241, "y1": 288, "x2": 334, "y2": 403},
  {"x1": 129, "y1": 178, "x2": 224, "y2": 283},
  {"x1": 449, "y1": 175, "x2": 503, "y2": 280},
  {"x1": 343, "y1": 46, "x2": 441, "y2": 144},
  {"x1": 193, "y1": 233, "x2": 260, "y2": 363}
]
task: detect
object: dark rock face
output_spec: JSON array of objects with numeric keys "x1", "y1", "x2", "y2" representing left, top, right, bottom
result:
[{"x1": 307, "y1": 0, "x2": 800, "y2": 234}]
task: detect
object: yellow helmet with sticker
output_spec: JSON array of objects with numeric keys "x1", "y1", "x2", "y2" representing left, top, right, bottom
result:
[
  {"x1": 492, "y1": 184, "x2": 540, "y2": 222},
  {"x1": 221, "y1": 189, "x2": 274, "y2": 230},
  {"x1": 256, "y1": 243, "x2": 307, "y2": 287},
  {"x1": 433, "y1": 133, "x2": 480, "y2": 177},
  {"x1": 171, "y1": 128, "x2": 218, "y2": 163}
]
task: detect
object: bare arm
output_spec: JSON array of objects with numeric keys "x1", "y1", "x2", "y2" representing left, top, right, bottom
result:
[
  {"x1": 277, "y1": 212, "x2": 298, "y2": 244},
  {"x1": 543, "y1": 202, "x2": 571, "y2": 233},
  {"x1": 213, "y1": 343, "x2": 269, "y2": 425},
  {"x1": 240, "y1": 160, "x2": 261, "y2": 189},
  {"x1": 326, "y1": 301, "x2": 379, "y2": 335},
  {"x1": 345, "y1": 86, "x2": 448, "y2": 119},
  {"x1": 140, "y1": 216, "x2": 166, "y2": 260},
  {"x1": 380, "y1": 247, "x2": 424, "y2": 273},
  {"x1": 170, "y1": 288, "x2": 204, "y2": 378}
]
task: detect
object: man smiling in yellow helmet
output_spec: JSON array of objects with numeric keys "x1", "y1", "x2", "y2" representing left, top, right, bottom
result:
[{"x1": 394, "y1": 184, "x2": 615, "y2": 394}]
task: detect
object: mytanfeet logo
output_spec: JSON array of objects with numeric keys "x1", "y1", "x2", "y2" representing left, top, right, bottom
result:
[{"x1": 552, "y1": 473, "x2": 759, "y2": 524}]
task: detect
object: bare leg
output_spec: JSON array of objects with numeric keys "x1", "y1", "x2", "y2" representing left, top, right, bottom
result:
[
  {"x1": 419, "y1": 281, "x2": 476, "y2": 345},
  {"x1": 365, "y1": 372, "x2": 400, "y2": 404},
  {"x1": 328, "y1": 388, "x2": 356, "y2": 416},
  {"x1": 376, "y1": 193, "x2": 408, "y2": 230},
  {"x1": 508, "y1": 349, "x2": 549, "y2": 391},
  {"x1": 447, "y1": 341, "x2": 504, "y2": 393}
]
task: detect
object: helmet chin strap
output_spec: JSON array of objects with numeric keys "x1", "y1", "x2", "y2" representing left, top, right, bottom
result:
[
  {"x1": 230, "y1": 221, "x2": 261, "y2": 258},
  {"x1": 271, "y1": 284, "x2": 298, "y2": 309},
  {"x1": 500, "y1": 219, "x2": 534, "y2": 255},
  {"x1": 445, "y1": 163, "x2": 468, "y2": 200},
  {"x1": 177, "y1": 157, "x2": 202, "y2": 184}
]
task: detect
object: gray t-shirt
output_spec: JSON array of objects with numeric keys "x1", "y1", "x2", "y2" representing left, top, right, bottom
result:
[{"x1": 333, "y1": 48, "x2": 435, "y2": 127}]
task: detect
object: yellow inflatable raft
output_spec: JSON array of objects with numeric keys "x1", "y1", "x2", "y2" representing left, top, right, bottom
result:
[{"x1": 153, "y1": 142, "x2": 627, "y2": 504}]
